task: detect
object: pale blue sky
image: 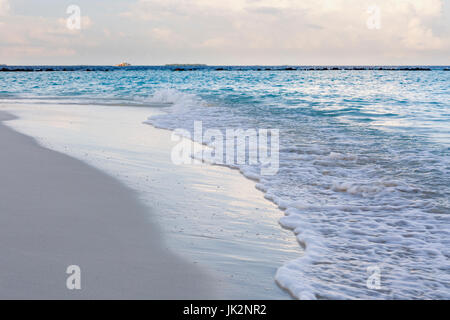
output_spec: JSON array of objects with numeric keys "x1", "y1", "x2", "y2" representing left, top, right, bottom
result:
[{"x1": 0, "y1": 0, "x2": 449, "y2": 65}]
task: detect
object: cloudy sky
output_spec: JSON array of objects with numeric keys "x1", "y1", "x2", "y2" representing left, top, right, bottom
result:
[{"x1": 0, "y1": 0, "x2": 449, "y2": 65}]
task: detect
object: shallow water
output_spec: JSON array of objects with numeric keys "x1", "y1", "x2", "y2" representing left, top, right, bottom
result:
[{"x1": 1, "y1": 68, "x2": 449, "y2": 299}]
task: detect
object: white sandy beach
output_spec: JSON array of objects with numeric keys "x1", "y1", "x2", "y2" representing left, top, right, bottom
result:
[
  {"x1": 0, "y1": 110, "x2": 216, "y2": 299},
  {"x1": 0, "y1": 104, "x2": 300, "y2": 299}
]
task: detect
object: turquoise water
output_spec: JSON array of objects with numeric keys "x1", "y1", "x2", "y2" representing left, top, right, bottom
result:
[{"x1": 1, "y1": 68, "x2": 449, "y2": 299}]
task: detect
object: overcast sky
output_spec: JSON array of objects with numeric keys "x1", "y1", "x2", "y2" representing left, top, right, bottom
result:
[{"x1": 0, "y1": 0, "x2": 449, "y2": 65}]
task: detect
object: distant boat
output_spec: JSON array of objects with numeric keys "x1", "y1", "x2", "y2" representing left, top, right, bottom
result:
[{"x1": 116, "y1": 62, "x2": 131, "y2": 67}]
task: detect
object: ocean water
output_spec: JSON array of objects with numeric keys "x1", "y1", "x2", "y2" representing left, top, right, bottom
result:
[{"x1": 1, "y1": 67, "x2": 449, "y2": 299}]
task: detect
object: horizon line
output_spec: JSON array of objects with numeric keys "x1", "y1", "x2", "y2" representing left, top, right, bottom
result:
[{"x1": 2, "y1": 64, "x2": 450, "y2": 67}]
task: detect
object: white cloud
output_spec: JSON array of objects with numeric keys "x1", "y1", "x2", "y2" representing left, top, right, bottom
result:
[
  {"x1": 0, "y1": 0, "x2": 10, "y2": 16},
  {"x1": 402, "y1": 17, "x2": 443, "y2": 50},
  {"x1": 121, "y1": 0, "x2": 449, "y2": 63},
  {"x1": 1, "y1": 0, "x2": 448, "y2": 64},
  {"x1": 0, "y1": 12, "x2": 95, "y2": 63},
  {"x1": 150, "y1": 27, "x2": 186, "y2": 47}
]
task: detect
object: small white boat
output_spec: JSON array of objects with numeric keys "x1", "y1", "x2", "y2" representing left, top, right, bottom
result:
[{"x1": 115, "y1": 62, "x2": 131, "y2": 67}]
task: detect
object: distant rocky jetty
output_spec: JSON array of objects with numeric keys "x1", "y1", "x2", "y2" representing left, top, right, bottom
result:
[
  {"x1": 0, "y1": 66, "x2": 112, "y2": 72},
  {"x1": 171, "y1": 66, "x2": 434, "y2": 72},
  {"x1": 0, "y1": 66, "x2": 442, "y2": 72}
]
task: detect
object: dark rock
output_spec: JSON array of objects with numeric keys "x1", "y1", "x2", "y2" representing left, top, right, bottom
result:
[{"x1": 398, "y1": 67, "x2": 431, "y2": 71}]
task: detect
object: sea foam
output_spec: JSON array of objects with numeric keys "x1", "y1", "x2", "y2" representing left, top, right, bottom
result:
[{"x1": 145, "y1": 82, "x2": 450, "y2": 300}]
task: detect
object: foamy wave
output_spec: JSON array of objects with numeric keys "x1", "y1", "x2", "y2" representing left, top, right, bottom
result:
[
  {"x1": 148, "y1": 88, "x2": 203, "y2": 114},
  {"x1": 144, "y1": 86, "x2": 450, "y2": 300}
]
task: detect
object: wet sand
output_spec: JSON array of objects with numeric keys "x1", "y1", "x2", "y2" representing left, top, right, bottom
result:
[{"x1": 0, "y1": 111, "x2": 214, "y2": 299}]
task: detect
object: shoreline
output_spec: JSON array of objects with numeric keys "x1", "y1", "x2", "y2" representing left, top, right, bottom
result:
[
  {"x1": 0, "y1": 110, "x2": 215, "y2": 299},
  {"x1": 0, "y1": 103, "x2": 301, "y2": 299}
]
